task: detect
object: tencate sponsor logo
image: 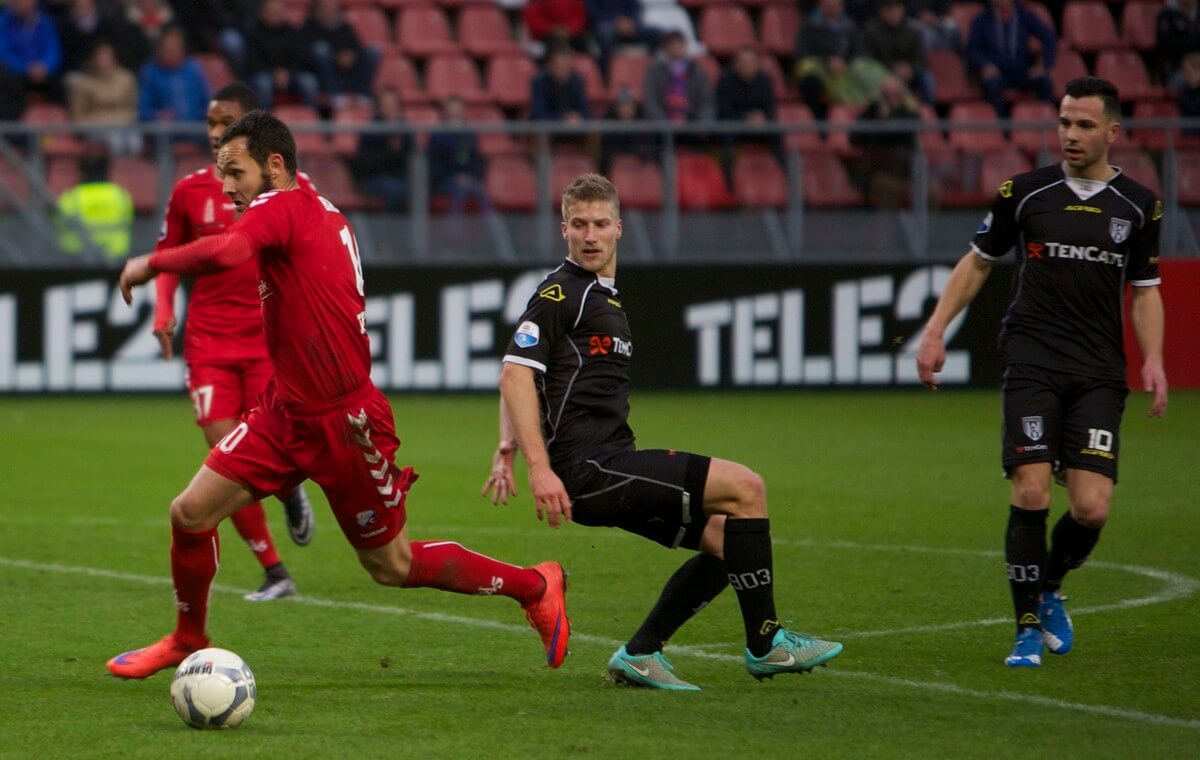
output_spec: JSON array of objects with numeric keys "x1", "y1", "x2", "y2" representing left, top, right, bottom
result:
[{"x1": 1041, "y1": 242, "x2": 1126, "y2": 267}]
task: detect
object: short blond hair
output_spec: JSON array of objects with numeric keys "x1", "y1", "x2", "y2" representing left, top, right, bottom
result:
[{"x1": 561, "y1": 173, "x2": 620, "y2": 221}]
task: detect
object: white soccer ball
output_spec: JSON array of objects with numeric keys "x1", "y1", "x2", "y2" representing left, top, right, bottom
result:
[{"x1": 170, "y1": 648, "x2": 256, "y2": 729}]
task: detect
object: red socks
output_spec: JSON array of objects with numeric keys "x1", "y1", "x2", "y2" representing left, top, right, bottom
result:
[
  {"x1": 228, "y1": 502, "x2": 281, "y2": 569},
  {"x1": 403, "y1": 540, "x2": 546, "y2": 605},
  {"x1": 170, "y1": 523, "x2": 219, "y2": 647}
]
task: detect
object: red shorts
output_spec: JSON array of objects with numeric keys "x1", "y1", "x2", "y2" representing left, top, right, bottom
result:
[
  {"x1": 205, "y1": 382, "x2": 418, "y2": 550},
  {"x1": 186, "y1": 360, "x2": 274, "y2": 427}
]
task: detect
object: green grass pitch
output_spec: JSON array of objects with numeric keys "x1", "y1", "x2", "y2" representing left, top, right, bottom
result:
[{"x1": 1, "y1": 390, "x2": 1197, "y2": 758}]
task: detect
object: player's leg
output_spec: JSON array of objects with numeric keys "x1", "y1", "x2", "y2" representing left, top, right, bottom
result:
[{"x1": 107, "y1": 465, "x2": 256, "y2": 678}]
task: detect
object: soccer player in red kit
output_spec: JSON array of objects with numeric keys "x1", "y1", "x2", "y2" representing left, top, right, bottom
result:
[
  {"x1": 154, "y1": 83, "x2": 315, "y2": 602},
  {"x1": 107, "y1": 110, "x2": 569, "y2": 678}
]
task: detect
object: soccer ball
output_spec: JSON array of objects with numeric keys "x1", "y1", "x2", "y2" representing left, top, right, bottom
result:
[{"x1": 170, "y1": 648, "x2": 256, "y2": 729}]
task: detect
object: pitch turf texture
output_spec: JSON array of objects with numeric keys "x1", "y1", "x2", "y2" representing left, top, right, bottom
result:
[{"x1": 1, "y1": 390, "x2": 1197, "y2": 758}]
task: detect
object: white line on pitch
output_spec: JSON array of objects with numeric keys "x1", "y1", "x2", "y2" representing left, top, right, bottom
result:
[{"x1": 1, "y1": 555, "x2": 1197, "y2": 732}]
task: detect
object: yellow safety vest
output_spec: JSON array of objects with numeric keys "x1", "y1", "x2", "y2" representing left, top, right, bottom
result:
[{"x1": 57, "y1": 181, "x2": 135, "y2": 258}]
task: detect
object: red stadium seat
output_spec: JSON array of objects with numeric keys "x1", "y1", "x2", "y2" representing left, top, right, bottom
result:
[
  {"x1": 172, "y1": 153, "x2": 212, "y2": 182},
  {"x1": 1050, "y1": 48, "x2": 1088, "y2": 98},
  {"x1": 425, "y1": 54, "x2": 489, "y2": 104},
  {"x1": 465, "y1": 103, "x2": 520, "y2": 156},
  {"x1": 195, "y1": 53, "x2": 234, "y2": 92},
  {"x1": 825, "y1": 104, "x2": 862, "y2": 156},
  {"x1": 46, "y1": 156, "x2": 80, "y2": 196},
  {"x1": 695, "y1": 54, "x2": 720, "y2": 91},
  {"x1": 759, "y1": 4, "x2": 801, "y2": 57},
  {"x1": 403, "y1": 103, "x2": 441, "y2": 149},
  {"x1": 1177, "y1": 150, "x2": 1200, "y2": 206},
  {"x1": 332, "y1": 103, "x2": 373, "y2": 156},
  {"x1": 758, "y1": 53, "x2": 790, "y2": 103},
  {"x1": 458, "y1": 5, "x2": 521, "y2": 58},
  {"x1": 23, "y1": 104, "x2": 83, "y2": 157},
  {"x1": 698, "y1": 5, "x2": 756, "y2": 58},
  {"x1": 486, "y1": 53, "x2": 538, "y2": 110},
  {"x1": 302, "y1": 158, "x2": 375, "y2": 212},
  {"x1": 1133, "y1": 101, "x2": 1181, "y2": 151},
  {"x1": 733, "y1": 152, "x2": 787, "y2": 208},
  {"x1": 1110, "y1": 147, "x2": 1163, "y2": 196},
  {"x1": 345, "y1": 7, "x2": 393, "y2": 50},
  {"x1": 777, "y1": 103, "x2": 822, "y2": 152},
  {"x1": 274, "y1": 105, "x2": 335, "y2": 157},
  {"x1": 676, "y1": 153, "x2": 735, "y2": 210},
  {"x1": 374, "y1": 53, "x2": 429, "y2": 104},
  {"x1": 801, "y1": 151, "x2": 862, "y2": 208},
  {"x1": 951, "y1": 2, "x2": 984, "y2": 47},
  {"x1": 980, "y1": 148, "x2": 1032, "y2": 199},
  {"x1": 548, "y1": 151, "x2": 596, "y2": 205},
  {"x1": 607, "y1": 156, "x2": 663, "y2": 210},
  {"x1": 608, "y1": 52, "x2": 651, "y2": 102},
  {"x1": 1061, "y1": 2, "x2": 1121, "y2": 52},
  {"x1": 395, "y1": 5, "x2": 458, "y2": 58},
  {"x1": 571, "y1": 54, "x2": 609, "y2": 115},
  {"x1": 110, "y1": 156, "x2": 160, "y2": 213},
  {"x1": 485, "y1": 155, "x2": 537, "y2": 211},
  {"x1": 948, "y1": 101, "x2": 1007, "y2": 151},
  {"x1": 1095, "y1": 49, "x2": 1164, "y2": 102},
  {"x1": 1122, "y1": 2, "x2": 1160, "y2": 51},
  {"x1": 928, "y1": 50, "x2": 977, "y2": 105},
  {"x1": 1010, "y1": 100, "x2": 1057, "y2": 156},
  {"x1": 919, "y1": 104, "x2": 949, "y2": 152}
]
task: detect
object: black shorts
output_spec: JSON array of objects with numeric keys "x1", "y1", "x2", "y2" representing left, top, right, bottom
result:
[
  {"x1": 559, "y1": 449, "x2": 712, "y2": 550},
  {"x1": 1001, "y1": 364, "x2": 1128, "y2": 483}
]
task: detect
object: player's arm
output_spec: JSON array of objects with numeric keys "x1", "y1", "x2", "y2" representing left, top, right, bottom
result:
[
  {"x1": 119, "y1": 230, "x2": 255, "y2": 305},
  {"x1": 481, "y1": 397, "x2": 519, "y2": 506},
  {"x1": 151, "y1": 188, "x2": 189, "y2": 358},
  {"x1": 498, "y1": 362, "x2": 572, "y2": 528},
  {"x1": 916, "y1": 250, "x2": 993, "y2": 388},
  {"x1": 1130, "y1": 285, "x2": 1168, "y2": 417}
]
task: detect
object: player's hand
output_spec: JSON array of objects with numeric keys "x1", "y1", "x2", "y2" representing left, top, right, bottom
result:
[
  {"x1": 118, "y1": 254, "x2": 155, "y2": 305},
  {"x1": 481, "y1": 441, "x2": 518, "y2": 506},
  {"x1": 528, "y1": 464, "x2": 572, "y2": 528},
  {"x1": 154, "y1": 316, "x2": 177, "y2": 360},
  {"x1": 915, "y1": 328, "x2": 946, "y2": 390},
  {"x1": 1141, "y1": 360, "x2": 1168, "y2": 417}
]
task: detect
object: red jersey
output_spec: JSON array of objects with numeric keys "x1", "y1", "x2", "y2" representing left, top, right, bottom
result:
[
  {"x1": 228, "y1": 187, "x2": 370, "y2": 407},
  {"x1": 154, "y1": 167, "x2": 314, "y2": 364}
]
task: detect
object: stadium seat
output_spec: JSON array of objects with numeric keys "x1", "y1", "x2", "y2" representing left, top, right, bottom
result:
[
  {"x1": 608, "y1": 52, "x2": 651, "y2": 102},
  {"x1": 396, "y1": 5, "x2": 459, "y2": 57},
  {"x1": 274, "y1": 104, "x2": 335, "y2": 157},
  {"x1": 332, "y1": 102, "x2": 373, "y2": 156},
  {"x1": 22, "y1": 104, "x2": 84, "y2": 157},
  {"x1": 800, "y1": 151, "x2": 862, "y2": 208},
  {"x1": 607, "y1": 155, "x2": 663, "y2": 210},
  {"x1": 345, "y1": 7, "x2": 394, "y2": 51},
  {"x1": 825, "y1": 104, "x2": 861, "y2": 156},
  {"x1": 1176, "y1": 150, "x2": 1200, "y2": 206},
  {"x1": 195, "y1": 53, "x2": 234, "y2": 92},
  {"x1": 928, "y1": 50, "x2": 977, "y2": 105},
  {"x1": 485, "y1": 154, "x2": 537, "y2": 211},
  {"x1": 1132, "y1": 101, "x2": 1181, "y2": 152},
  {"x1": 1010, "y1": 101, "x2": 1057, "y2": 156},
  {"x1": 172, "y1": 153, "x2": 212, "y2": 182},
  {"x1": 459, "y1": 5, "x2": 521, "y2": 58},
  {"x1": 980, "y1": 148, "x2": 1032, "y2": 199},
  {"x1": 949, "y1": 101, "x2": 1007, "y2": 150},
  {"x1": 676, "y1": 152, "x2": 735, "y2": 210},
  {"x1": 46, "y1": 156, "x2": 80, "y2": 196},
  {"x1": 425, "y1": 54, "x2": 490, "y2": 104},
  {"x1": 759, "y1": 4, "x2": 800, "y2": 57},
  {"x1": 919, "y1": 104, "x2": 949, "y2": 152},
  {"x1": 302, "y1": 158, "x2": 375, "y2": 212},
  {"x1": 1061, "y1": 2, "x2": 1121, "y2": 52},
  {"x1": 1122, "y1": 2, "x2": 1160, "y2": 51},
  {"x1": 777, "y1": 102, "x2": 822, "y2": 152},
  {"x1": 283, "y1": 1, "x2": 307, "y2": 26},
  {"x1": 1095, "y1": 49, "x2": 1164, "y2": 102},
  {"x1": 1110, "y1": 147, "x2": 1163, "y2": 196},
  {"x1": 465, "y1": 103, "x2": 520, "y2": 156},
  {"x1": 374, "y1": 53, "x2": 429, "y2": 104},
  {"x1": 548, "y1": 151, "x2": 597, "y2": 205},
  {"x1": 571, "y1": 54, "x2": 609, "y2": 115},
  {"x1": 698, "y1": 5, "x2": 756, "y2": 58},
  {"x1": 1050, "y1": 48, "x2": 1089, "y2": 98},
  {"x1": 0, "y1": 158, "x2": 30, "y2": 210},
  {"x1": 950, "y1": 2, "x2": 983, "y2": 47},
  {"x1": 758, "y1": 53, "x2": 790, "y2": 102},
  {"x1": 486, "y1": 53, "x2": 538, "y2": 110},
  {"x1": 110, "y1": 156, "x2": 160, "y2": 213},
  {"x1": 695, "y1": 54, "x2": 720, "y2": 91},
  {"x1": 733, "y1": 151, "x2": 787, "y2": 208},
  {"x1": 403, "y1": 103, "x2": 441, "y2": 149}
]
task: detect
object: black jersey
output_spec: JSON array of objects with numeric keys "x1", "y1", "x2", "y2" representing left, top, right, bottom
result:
[
  {"x1": 503, "y1": 259, "x2": 636, "y2": 470},
  {"x1": 971, "y1": 163, "x2": 1162, "y2": 381}
]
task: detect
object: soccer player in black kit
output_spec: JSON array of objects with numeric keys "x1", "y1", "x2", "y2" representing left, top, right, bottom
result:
[
  {"x1": 482, "y1": 174, "x2": 843, "y2": 690},
  {"x1": 917, "y1": 77, "x2": 1169, "y2": 668}
]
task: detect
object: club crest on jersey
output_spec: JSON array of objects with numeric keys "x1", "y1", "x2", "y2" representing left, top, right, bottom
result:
[
  {"x1": 977, "y1": 212, "x2": 992, "y2": 234},
  {"x1": 1022, "y1": 416, "x2": 1044, "y2": 442},
  {"x1": 514, "y1": 321, "x2": 540, "y2": 348},
  {"x1": 356, "y1": 510, "x2": 377, "y2": 527},
  {"x1": 1109, "y1": 218, "x2": 1132, "y2": 244}
]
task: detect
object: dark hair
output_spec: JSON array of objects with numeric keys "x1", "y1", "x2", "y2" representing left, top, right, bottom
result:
[
  {"x1": 219, "y1": 109, "x2": 297, "y2": 176},
  {"x1": 211, "y1": 82, "x2": 259, "y2": 113},
  {"x1": 1064, "y1": 77, "x2": 1120, "y2": 120}
]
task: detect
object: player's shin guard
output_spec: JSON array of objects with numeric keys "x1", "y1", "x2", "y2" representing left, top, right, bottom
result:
[
  {"x1": 403, "y1": 540, "x2": 546, "y2": 605},
  {"x1": 171, "y1": 524, "x2": 220, "y2": 648},
  {"x1": 626, "y1": 553, "x2": 729, "y2": 655},
  {"x1": 229, "y1": 502, "x2": 281, "y2": 569},
  {"x1": 724, "y1": 518, "x2": 780, "y2": 657},
  {"x1": 1044, "y1": 511, "x2": 1101, "y2": 592},
  {"x1": 1005, "y1": 506, "x2": 1048, "y2": 631}
]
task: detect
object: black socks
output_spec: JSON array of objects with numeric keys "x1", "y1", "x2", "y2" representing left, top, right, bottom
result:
[
  {"x1": 625, "y1": 553, "x2": 730, "y2": 656},
  {"x1": 1005, "y1": 506, "x2": 1048, "y2": 631},
  {"x1": 1044, "y1": 511, "x2": 1102, "y2": 592},
  {"x1": 724, "y1": 518, "x2": 780, "y2": 657}
]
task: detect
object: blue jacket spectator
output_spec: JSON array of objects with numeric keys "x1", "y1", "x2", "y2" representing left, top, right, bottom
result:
[
  {"x1": 966, "y1": 0, "x2": 1057, "y2": 117},
  {"x1": 530, "y1": 48, "x2": 590, "y2": 121},
  {"x1": 0, "y1": 0, "x2": 63, "y2": 87},
  {"x1": 138, "y1": 26, "x2": 209, "y2": 125}
]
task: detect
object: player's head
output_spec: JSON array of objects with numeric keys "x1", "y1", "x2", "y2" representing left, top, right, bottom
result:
[
  {"x1": 1059, "y1": 77, "x2": 1121, "y2": 174},
  {"x1": 217, "y1": 110, "x2": 298, "y2": 214},
  {"x1": 561, "y1": 174, "x2": 622, "y2": 278},
  {"x1": 206, "y1": 83, "x2": 259, "y2": 160}
]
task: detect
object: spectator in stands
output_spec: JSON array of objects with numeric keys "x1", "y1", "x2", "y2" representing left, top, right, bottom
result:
[
  {"x1": 1157, "y1": 0, "x2": 1200, "y2": 92},
  {"x1": 910, "y1": 0, "x2": 959, "y2": 53},
  {"x1": 56, "y1": 0, "x2": 150, "y2": 75},
  {"x1": 0, "y1": 0, "x2": 64, "y2": 102},
  {"x1": 522, "y1": 0, "x2": 588, "y2": 56},
  {"x1": 584, "y1": 0, "x2": 658, "y2": 68},
  {"x1": 428, "y1": 95, "x2": 489, "y2": 215},
  {"x1": 137, "y1": 24, "x2": 208, "y2": 142},
  {"x1": 599, "y1": 87, "x2": 657, "y2": 174},
  {"x1": 1177, "y1": 50, "x2": 1200, "y2": 136},
  {"x1": 67, "y1": 39, "x2": 140, "y2": 155},
  {"x1": 126, "y1": 0, "x2": 172, "y2": 43},
  {"x1": 56, "y1": 143, "x2": 134, "y2": 259},
  {"x1": 863, "y1": 0, "x2": 934, "y2": 104},
  {"x1": 850, "y1": 73, "x2": 920, "y2": 209},
  {"x1": 795, "y1": 0, "x2": 887, "y2": 119},
  {"x1": 352, "y1": 87, "x2": 411, "y2": 212},
  {"x1": 643, "y1": 29, "x2": 713, "y2": 123},
  {"x1": 531, "y1": 46, "x2": 590, "y2": 121},
  {"x1": 302, "y1": 0, "x2": 377, "y2": 107},
  {"x1": 244, "y1": 0, "x2": 320, "y2": 109},
  {"x1": 717, "y1": 45, "x2": 776, "y2": 124},
  {"x1": 168, "y1": 0, "x2": 252, "y2": 75},
  {"x1": 965, "y1": 0, "x2": 1057, "y2": 118}
]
